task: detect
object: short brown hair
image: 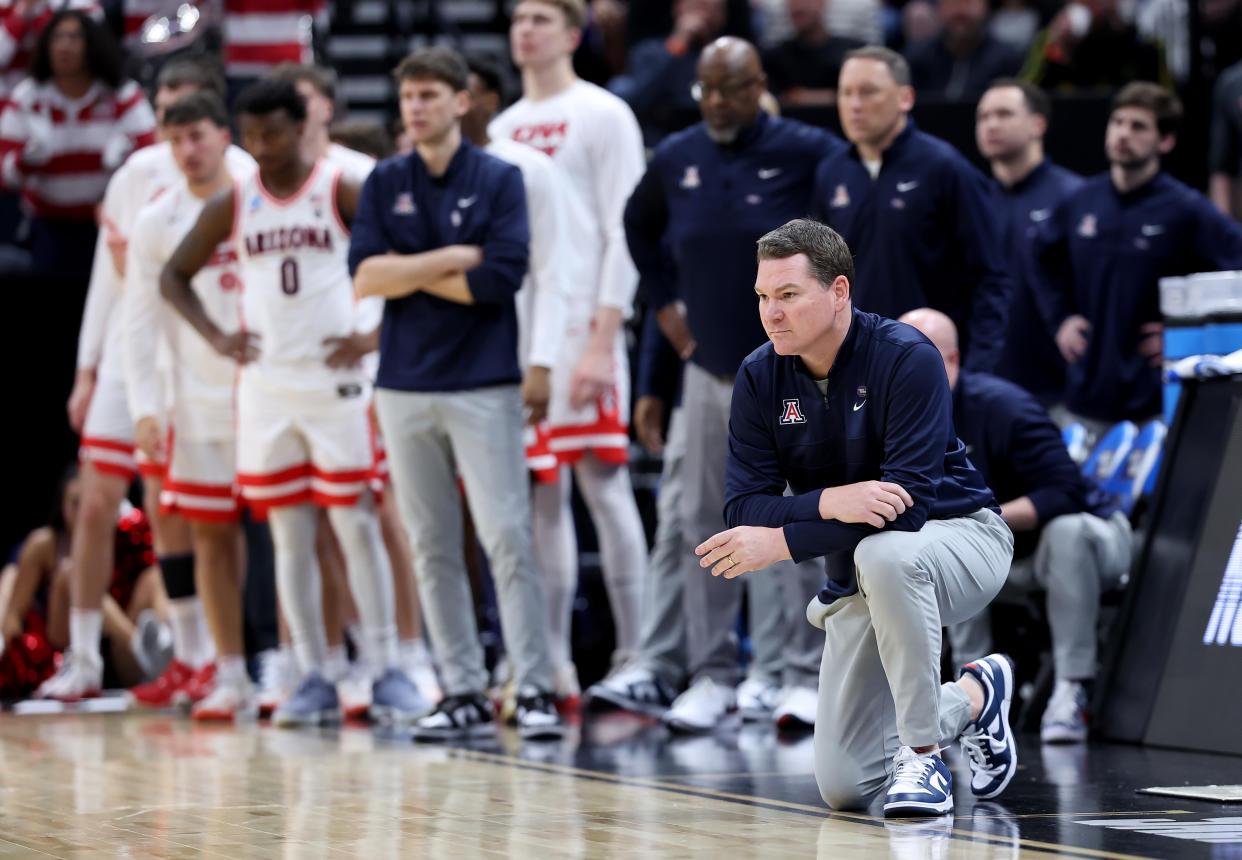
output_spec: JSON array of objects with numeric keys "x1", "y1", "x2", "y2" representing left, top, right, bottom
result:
[
  {"x1": 329, "y1": 122, "x2": 394, "y2": 160},
  {"x1": 514, "y1": 0, "x2": 586, "y2": 30},
  {"x1": 393, "y1": 46, "x2": 469, "y2": 92},
  {"x1": 270, "y1": 63, "x2": 337, "y2": 102},
  {"x1": 1112, "y1": 81, "x2": 1182, "y2": 137},
  {"x1": 757, "y1": 219, "x2": 856, "y2": 292},
  {"x1": 984, "y1": 77, "x2": 1050, "y2": 120},
  {"x1": 155, "y1": 56, "x2": 225, "y2": 100},
  {"x1": 162, "y1": 91, "x2": 229, "y2": 129},
  {"x1": 843, "y1": 46, "x2": 910, "y2": 87}
]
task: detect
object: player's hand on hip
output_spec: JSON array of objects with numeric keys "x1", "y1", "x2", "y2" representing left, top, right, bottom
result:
[
  {"x1": 212, "y1": 330, "x2": 260, "y2": 364},
  {"x1": 134, "y1": 416, "x2": 165, "y2": 463},
  {"x1": 633, "y1": 394, "x2": 665, "y2": 455},
  {"x1": 1056, "y1": 314, "x2": 1091, "y2": 364},
  {"x1": 521, "y1": 365, "x2": 552, "y2": 425},
  {"x1": 569, "y1": 346, "x2": 613, "y2": 411},
  {"x1": 695, "y1": 526, "x2": 792, "y2": 579},
  {"x1": 323, "y1": 332, "x2": 375, "y2": 369},
  {"x1": 66, "y1": 368, "x2": 96, "y2": 434},
  {"x1": 818, "y1": 481, "x2": 914, "y2": 528}
]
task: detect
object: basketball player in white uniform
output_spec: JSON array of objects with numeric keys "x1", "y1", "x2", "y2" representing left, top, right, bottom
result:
[
  {"x1": 125, "y1": 91, "x2": 258, "y2": 720},
  {"x1": 159, "y1": 78, "x2": 426, "y2": 727},
  {"x1": 39, "y1": 62, "x2": 242, "y2": 702},
  {"x1": 491, "y1": 0, "x2": 648, "y2": 697}
]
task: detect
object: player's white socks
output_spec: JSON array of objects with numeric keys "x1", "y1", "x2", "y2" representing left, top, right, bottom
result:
[
  {"x1": 575, "y1": 458, "x2": 647, "y2": 657},
  {"x1": 167, "y1": 596, "x2": 215, "y2": 669},
  {"x1": 324, "y1": 645, "x2": 350, "y2": 683},
  {"x1": 269, "y1": 504, "x2": 329, "y2": 674},
  {"x1": 326, "y1": 501, "x2": 398, "y2": 678},
  {"x1": 531, "y1": 472, "x2": 578, "y2": 670},
  {"x1": 69, "y1": 607, "x2": 103, "y2": 662}
]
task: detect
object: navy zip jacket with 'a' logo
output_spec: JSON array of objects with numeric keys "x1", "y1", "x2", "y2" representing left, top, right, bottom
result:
[
  {"x1": 725, "y1": 309, "x2": 997, "y2": 602},
  {"x1": 1033, "y1": 170, "x2": 1242, "y2": 421},
  {"x1": 810, "y1": 120, "x2": 1013, "y2": 372}
]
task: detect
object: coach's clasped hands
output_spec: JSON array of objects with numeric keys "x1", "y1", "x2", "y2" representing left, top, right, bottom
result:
[{"x1": 696, "y1": 526, "x2": 792, "y2": 579}]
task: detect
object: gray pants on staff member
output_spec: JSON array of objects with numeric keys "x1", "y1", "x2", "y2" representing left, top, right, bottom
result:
[{"x1": 808, "y1": 508, "x2": 1013, "y2": 810}]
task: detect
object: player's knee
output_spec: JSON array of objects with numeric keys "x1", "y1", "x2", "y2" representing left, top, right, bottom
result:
[
  {"x1": 816, "y1": 773, "x2": 869, "y2": 811},
  {"x1": 1042, "y1": 512, "x2": 1088, "y2": 546}
]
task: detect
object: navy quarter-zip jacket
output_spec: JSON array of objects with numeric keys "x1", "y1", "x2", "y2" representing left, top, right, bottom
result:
[
  {"x1": 725, "y1": 309, "x2": 997, "y2": 600},
  {"x1": 347, "y1": 140, "x2": 530, "y2": 393},
  {"x1": 1033, "y1": 170, "x2": 1242, "y2": 421},
  {"x1": 992, "y1": 159, "x2": 1084, "y2": 403},
  {"x1": 625, "y1": 113, "x2": 845, "y2": 378},
  {"x1": 810, "y1": 120, "x2": 1012, "y2": 372},
  {"x1": 953, "y1": 370, "x2": 1116, "y2": 557}
]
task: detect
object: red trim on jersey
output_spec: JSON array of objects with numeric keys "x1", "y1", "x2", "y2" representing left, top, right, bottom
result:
[
  {"x1": 329, "y1": 166, "x2": 350, "y2": 237},
  {"x1": 162, "y1": 504, "x2": 242, "y2": 523},
  {"x1": 137, "y1": 460, "x2": 165, "y2": 478},
  {"x1": 78, "y1": 455, "x2": 135, "y2": 480},
  {"x1": 164, "y1": 479, "x2": 237, "y2": 498},
  {"x1": 236, "y1": 462, "x2": 310, "y2": 487},
  {"x1": 254, "y1": 159, "x2": 322, "y2": 208},
  {"x1": 525, "y1": 410, "x2": 630, "y2": 483}
]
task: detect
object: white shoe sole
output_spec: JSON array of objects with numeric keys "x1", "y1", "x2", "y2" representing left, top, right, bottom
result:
[
  {"x1": 272, "y1": 708, "x2": 342, "y2": 728},
  {"x1": 370, "y1": 704, "x2": 428, "y2": 726},
  {"x1": 519, "y1": 721, "x2": 566, "y2": 741},
  {"x1": 883, "y1": 796, "x2": 955, "y2": 817},
  {"x1": 410, "y1": 722, "x2": 498, "y2": 742},
  {"x1": 587, "y1": 684, "x2": 672, "y2": 718}
]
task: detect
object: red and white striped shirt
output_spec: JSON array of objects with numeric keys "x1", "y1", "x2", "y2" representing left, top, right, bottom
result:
[
  {"x1": 224, "y1": 0, "x2": 324, "y2": 79},
  {"x1": 0, "y1": 0, "x2": 102, "y2": 100},
  {"x1": 0, "y1": 77, "x2": 156, "y2": 219}
]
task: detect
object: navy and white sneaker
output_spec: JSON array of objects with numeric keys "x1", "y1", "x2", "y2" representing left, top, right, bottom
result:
[
  {"x1": 514, "y1": 687, "x2": 566, "y2": 740},
  {"x1": 585, "y1": 666, "x2": 677, "y2": 717},
  {"x1": 883, "y1": 746, "x2": 954, "y2": 817},
  {"x1": 272, "y1": 672, "x2": 341, "y2": 728},
  {"x1": 370, "y1": 668, "x2": 430, "y2": 725},
  {"x1": 410, "y1": 691, "x2": 497, "y2": 741},
  {"x1": 958, "y1": 654, "x2": 1018, "y2": 799}
]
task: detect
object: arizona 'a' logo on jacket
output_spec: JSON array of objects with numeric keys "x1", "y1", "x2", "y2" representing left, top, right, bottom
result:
[{"x1": 780, "y1": 398, "x2": 806, "y2": 425}]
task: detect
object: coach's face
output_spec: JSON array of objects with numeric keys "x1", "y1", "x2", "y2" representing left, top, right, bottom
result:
[
  {"x1": 976, "y1": 85, "x2": 1043, "y2": 161},
  {"x1": 837, "y1": 57, "x2": 912, "y2": 149},
  {"x1": 756, "y1": 254, "x2": 850, "y2": 359},
  {"x1": 1106, "y1": 106, "x2": 1173, "y2": 170},
  {"x1": 399, "y1": 76, "x2": 468, "y2": 146}
]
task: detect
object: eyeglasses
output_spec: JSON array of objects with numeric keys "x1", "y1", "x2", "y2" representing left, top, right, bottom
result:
[{"x1": 690, "y1": 76, "x2": 761, "y2": 102}]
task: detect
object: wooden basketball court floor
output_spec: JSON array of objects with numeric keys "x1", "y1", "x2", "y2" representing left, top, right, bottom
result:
[{"x1": 0, "y1": 702, "x2": 1237, "y2": 858}]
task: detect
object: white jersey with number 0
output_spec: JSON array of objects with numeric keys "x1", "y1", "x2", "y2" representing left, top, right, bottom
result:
[{"x1": 233, "y1": 159, "x2": 364, "y2": 393}]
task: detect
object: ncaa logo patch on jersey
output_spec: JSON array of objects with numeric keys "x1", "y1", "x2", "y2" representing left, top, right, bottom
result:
[
  {"x1": 249, "y1": 195, "x2": 262, "y2": 213},
  {"x1": 1078, "y1": 214, "x2": 1097, "y2": 237},
  {"x1": 831, "y1": 184, "x2": 850, "y2": 208},
  {"x1": 780, "y1": 399, "x2": 806, "y2": 425},
  {"x1": 393, "y1": 192, "x2": 416, "y2": 215},
  {"x1": 681, "y1": 165, "x2": 700, "y2": 189}
]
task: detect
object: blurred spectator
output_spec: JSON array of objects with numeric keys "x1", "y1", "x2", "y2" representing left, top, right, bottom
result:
[
  {"x1": 1134, "y1": 0, "x2": 1242, "y2": 83},
  {"x1": 810, "y1": 47, "x2": 1012, "y2": 371},
  {"x1": 901, "y1": 0, "x2": 941, "y2": 48},
  {"x1": 624, "y1": 0, "x2": 754, "y2": 45},
  {"x1": 1020, "y1": 0, "x2": 1171, "y2": 91},
  {"x1": 1035, "y1": 84, "x2": 1242, "y2": 432},
  {"x1": 989, "y1": 0, "x2": 1041, "y2": 53},
  {"x1": 223, "y1": 0, "x2": 325, "y2": 100},
  {"x1": 1210, "y1": 57, "x2": 1242, "y2": 217},
  {"x1": 0, "y1": 9, "x2": 155, "y2": 280},
  {"x1": 755, "y1": 0, "x2": 883, "y2": 47},
  {"x1": 0, "y1": 0, "x2": 99, "y2": 97},
  {"x1": 976, "y1": 78, "x2": 1082, "y2": 403},
  {"x1": 608, "y1": 0, "x2": 727, "y2": 139},
  {"x1": 905, "y1": 0, "x2": 1024, "y2": 100},
  {"x1": 763, "y1": 0, "x2": 864, "y2": 106}
]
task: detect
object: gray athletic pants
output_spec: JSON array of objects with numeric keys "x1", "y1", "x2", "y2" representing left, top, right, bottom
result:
[
  {"x1": 633, "y1": 406, "x2": 688, "y2": 686},
  {"x1": 809, "y1": 509, "x2": 1013, "y2": 810},
  {"x1": 374, "y1": 385, "x2": 553, "y2": 696},
  {"x1": 682, "y1": 362, "x2": 824, "y2": 688},
  {"x1": 948, "y1": 510, "x2": 1131, "y2": 680}
]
